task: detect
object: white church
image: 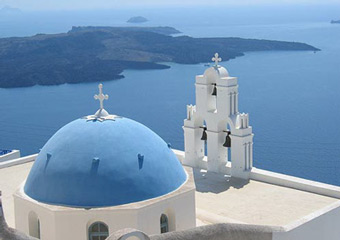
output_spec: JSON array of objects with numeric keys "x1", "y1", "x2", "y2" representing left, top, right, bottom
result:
[{"x1": 1, "y1": 54, "x2": 340, "y2": 240}]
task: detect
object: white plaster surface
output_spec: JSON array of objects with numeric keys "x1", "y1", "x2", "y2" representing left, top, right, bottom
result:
[
  {"x1": 193, "y1": 169, "x2": 339, "y2": 226},
  {"x1": 0, "y1": 154, "x2": 36, "y2": 169},
  {"x1": 0, "y1": 162, "x2": 33, "y2": 227},
  {"x1": 273, "y1": 201, "x2": 340, "y2": 240},
  {"x1": 12, "y1": 166, "x2": 196, "y2": 240},
  {"x1": 0, "y1": 150, "x2": 21, "y2": 163}
]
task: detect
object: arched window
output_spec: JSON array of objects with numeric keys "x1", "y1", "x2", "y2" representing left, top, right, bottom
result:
[
  {"x1": 37, "y1": 220, "x2": 40, "y2": 239},
  {"x1": 160, "y1": 214, "x2": 169, "y2": 234},
  {"x1": 88, "y1": 222, "x2": 109, "y2": 240},
  {"x1": 28, "y1": 211, "x2": 40, "y2": 239}
]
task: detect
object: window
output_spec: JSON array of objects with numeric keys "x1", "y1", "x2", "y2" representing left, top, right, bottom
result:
[
  {"x1": 88, "y1": 222, "x2": 109, "y2": 240},
  {"x1": 160, "y1": 214, "x2": 169, "y2": 233},
  {"x1": 37, "y1": 220, "x2": 40, "y2": 239},
  {"x1": 28, "y1": 211, "x2": 40, "y2": 239}
]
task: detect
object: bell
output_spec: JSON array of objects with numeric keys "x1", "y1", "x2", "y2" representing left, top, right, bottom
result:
[
  {"x1": 223, "y1": 135, "x2": 231, "y2": 148},
  {"x1": 212, "y1": 84, "x2": 217, "y2": 96},
  {"x1": 201, "y1": 130, "x2": 207, "y2": 141}
]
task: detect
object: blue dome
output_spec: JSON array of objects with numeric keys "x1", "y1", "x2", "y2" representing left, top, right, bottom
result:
[{"x1": 24, "y1": 117, "x2": 187, "y2": 208}]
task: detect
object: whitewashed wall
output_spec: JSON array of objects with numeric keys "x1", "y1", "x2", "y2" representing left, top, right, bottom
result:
[
  {"x1": 14, "y1": 176, "x2": 196, "y2": 240},
  {"x1": 0, "y1": 150, "x2": 21, "y2": 163},
  {"x1": 273, "y1": 202, "x2": 340, "y2": 240}
]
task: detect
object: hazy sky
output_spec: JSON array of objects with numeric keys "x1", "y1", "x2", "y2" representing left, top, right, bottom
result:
[{"x1": 1, "y1": 0, "x2": 339, "y2": 10}]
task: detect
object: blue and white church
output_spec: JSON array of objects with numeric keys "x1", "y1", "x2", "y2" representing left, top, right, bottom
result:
[
  {"x1": 1, "y1": 53, "x2": 340, "y2": 240},
  {"x1": 13, "y1": 84, "x2": 196, "y2": 240}
]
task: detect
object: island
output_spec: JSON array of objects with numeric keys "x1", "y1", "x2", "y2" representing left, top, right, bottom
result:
[
  {"x1": 331, "y1": 20, "x2": 340, "y2": 24},
  {"x1": 0, "y1": 26, "x2": 320, "y2": 88},
  {"x1": 127, "y1": 16, "x2": 148, "y2": 23},
  {"x1": 0, "y1": 5, "x2": 21, "y2": 14}
]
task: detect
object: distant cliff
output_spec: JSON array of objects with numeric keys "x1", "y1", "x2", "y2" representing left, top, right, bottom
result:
[
  {"x1": 0, "y1": 26, "x2": 319, "y2": 88},
  {"x1": 69, "y1": 26, "x2": 181, "y2": 35}
]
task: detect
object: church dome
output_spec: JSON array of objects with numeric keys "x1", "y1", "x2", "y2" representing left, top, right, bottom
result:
[
  {"x1": 24, "y1": 117, "x2": 187, "y2": 208},
  {"x1": 24, "y1": 84, "x2": 187, "y2": 208}
]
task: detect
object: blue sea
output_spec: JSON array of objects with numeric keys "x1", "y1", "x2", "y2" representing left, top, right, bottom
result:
[{"x1": 1, "y1": 5, "x2": 340, "y2": 185}]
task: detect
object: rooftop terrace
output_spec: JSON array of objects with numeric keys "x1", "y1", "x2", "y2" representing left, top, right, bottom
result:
[{"x1": 194, "y1": 168, "x2": 339, "y2": 227}]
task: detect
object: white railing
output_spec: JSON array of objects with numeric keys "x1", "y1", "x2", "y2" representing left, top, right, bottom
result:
[{"x1": 0, "y1": 153, "x2": 38, "y2": 169}]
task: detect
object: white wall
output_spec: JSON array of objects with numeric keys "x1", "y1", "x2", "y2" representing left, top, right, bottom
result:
[
  {"x1": 0, "y1": 153, "x2": 36, "y2": 169},
  {"x1": 137, "y1": 190, "x2": 196, "y2": 235},
  {"x1": 54, "y1": 209, "x2": 139, "y2": 240},
  {"x1": 251, "y1": 167, "x2": 340, "y2": 199},
  {"x1": 273, "y1": 203, "x2": 340, "y2": 240},
  {"x1": 14, "y1": 193, "x2": 57, "y2": 240},
  {"x1": 14, "y1": 179, "x2": 196, "y2": 240},
  {"x1": 0, "y1": 150, "x2": 21, "y2": 163}
]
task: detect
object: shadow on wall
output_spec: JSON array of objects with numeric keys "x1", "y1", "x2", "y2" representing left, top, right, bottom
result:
[{"x1": 193, "y1": 168, "x2": 249, "y2": 194}]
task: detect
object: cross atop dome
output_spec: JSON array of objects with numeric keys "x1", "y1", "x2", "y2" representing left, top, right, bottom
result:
[
  {"x1": 84, "y1": 83, "x2": 118, "y2": 121},
  {"x1": 94, "y1": 83, "x2": 109, "y2": 110},
  {"x1": 212, "y1": 53, "x2": 222, "y2": 66}
]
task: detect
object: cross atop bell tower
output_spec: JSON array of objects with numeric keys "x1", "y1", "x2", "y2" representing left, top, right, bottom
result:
[{"x1": 212, "y1": 53, "x2": 222, "y2": 67}]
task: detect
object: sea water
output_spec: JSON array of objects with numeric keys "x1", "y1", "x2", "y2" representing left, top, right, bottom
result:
[{"x1": 0, "y1": 5, "x2": 340, "y2": 185}]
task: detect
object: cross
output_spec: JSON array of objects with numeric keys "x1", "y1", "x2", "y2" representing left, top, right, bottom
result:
[
  {"x1": 212, "y1": 53, "x2": 222, "y2": 66},
  {"x1": 94, "y1": 83, "x2": 109, "y2": 110}
]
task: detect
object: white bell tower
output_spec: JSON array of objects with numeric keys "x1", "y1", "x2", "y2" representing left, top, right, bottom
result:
[{"x1": 183, "y1": 53, "x2": 254, "y2": 179}]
